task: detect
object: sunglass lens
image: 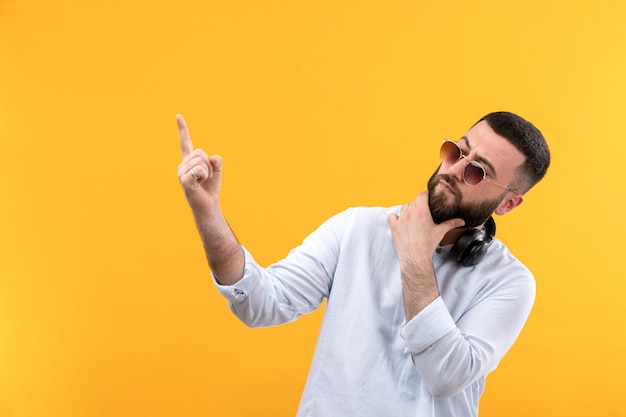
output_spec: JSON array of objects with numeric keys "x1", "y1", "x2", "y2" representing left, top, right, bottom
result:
[
  {"x1": 440, "y1": 141, "x2": 460, "y2": 164},
  {"x1": 464, "y1": 161, "x2": 485, "y2": 185}
]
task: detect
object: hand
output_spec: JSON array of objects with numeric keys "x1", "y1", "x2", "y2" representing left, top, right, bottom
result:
[
  {"x1": 176, "y1": 114, "x2": 223, "y2": 212},
  {"x1": 388, "y1": 192, "x2": 465, "y2": 319},
  {"x1": 388, "y1": 192, "x2": 464, "y2": 265}
]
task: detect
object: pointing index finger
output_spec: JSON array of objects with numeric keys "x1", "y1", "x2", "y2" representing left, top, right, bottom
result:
[{"x1": 176, "y1": 114, "x2": 194, "y2": 157}]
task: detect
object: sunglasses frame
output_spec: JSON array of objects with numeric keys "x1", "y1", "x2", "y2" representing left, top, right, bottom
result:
[{"x1": 440, "y1": 140, "x2": 521, "y2": 194}]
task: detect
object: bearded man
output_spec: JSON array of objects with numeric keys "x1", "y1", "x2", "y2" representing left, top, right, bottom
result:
[{"x1": 176, "y1": 111, "x2": 550, "y2": 417}]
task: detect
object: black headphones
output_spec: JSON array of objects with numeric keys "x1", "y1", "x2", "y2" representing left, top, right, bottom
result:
[{"x1": 450, "y1": 216, "x2": 496, "y2": 267}]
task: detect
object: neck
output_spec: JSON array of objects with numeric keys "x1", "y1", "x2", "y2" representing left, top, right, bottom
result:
[{"x1": 439, "y1": 226, "x2": 476, "y2": 246}]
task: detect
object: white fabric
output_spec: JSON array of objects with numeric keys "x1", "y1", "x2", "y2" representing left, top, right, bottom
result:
[{"x1": 214, "y1": 206, "x2": 535, "y2": 417}]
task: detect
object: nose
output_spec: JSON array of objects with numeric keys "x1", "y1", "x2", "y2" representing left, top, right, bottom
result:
[{"x1": 446, "y1": 155, "x2": 467, "y2": 182}]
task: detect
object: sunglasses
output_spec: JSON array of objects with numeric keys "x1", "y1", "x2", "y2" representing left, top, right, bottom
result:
[{"x1": 439, "y1": 140, "x2": 520, "y2": 194}]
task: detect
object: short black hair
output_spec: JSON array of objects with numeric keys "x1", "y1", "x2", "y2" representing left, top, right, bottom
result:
[{"x1": 477, "y1": 112, "x2": 550, "y2": 193}]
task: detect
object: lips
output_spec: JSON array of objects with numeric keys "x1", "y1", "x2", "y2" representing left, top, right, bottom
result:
[
  {"x1": 438, "y1": 179, "x2": 457, "y2": 196},
  {"x1": 438, "y1": 178, "x2": 458, "y2": 196}
]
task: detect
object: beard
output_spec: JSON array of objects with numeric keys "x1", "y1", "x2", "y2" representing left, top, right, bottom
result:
[{"x1": 427, "y1": 168, "x2": 505, "y2": 228}]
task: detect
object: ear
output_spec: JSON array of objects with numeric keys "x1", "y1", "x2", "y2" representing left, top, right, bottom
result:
[{"x1": 495, "y1": 193, "x2": 524, "y2": 216}]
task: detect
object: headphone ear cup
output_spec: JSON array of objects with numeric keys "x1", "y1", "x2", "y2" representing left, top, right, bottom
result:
[
  {"x1": 450, "y1": 217, "x2": 497, "y2": 267},
  {"x1": 450, "y1": 216, "x2": 496, "y2": 266},
  {"x1": 459, "y1": 239, "x2": 489, "y2": 267},
  {"x1": 451, "y1": 229, "x2": 486, "y2": 267}
]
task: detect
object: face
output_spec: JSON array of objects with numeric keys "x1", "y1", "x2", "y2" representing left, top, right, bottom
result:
[
  {"x1": 427, "y1": 171, "x2": 506, "y2": 227},
  {"x1": 427, "y1": 120, "x2": 525, "y2": 228}
]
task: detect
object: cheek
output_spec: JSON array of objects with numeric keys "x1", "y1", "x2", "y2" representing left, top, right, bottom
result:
[
  {"x1": 459, "y1": 186, "x2": 502, "y2": 205},
  {"x1": 427, "y1": 166, "x2": 441, "y2": 186},
  {"x1": 432, "y1": 164, "x2": 443, "y2": 177}
]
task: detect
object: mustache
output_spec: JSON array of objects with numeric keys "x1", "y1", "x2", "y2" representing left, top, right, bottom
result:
[{"x1": 434, "y1": 174, "x2": 461, "y2": 196}]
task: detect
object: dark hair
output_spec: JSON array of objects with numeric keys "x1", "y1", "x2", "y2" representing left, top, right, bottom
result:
[{"x1": 477, "y1": 111, "x2": 550, "y2": 193}]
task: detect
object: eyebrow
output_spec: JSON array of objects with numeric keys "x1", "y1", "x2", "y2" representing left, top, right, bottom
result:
[{"x1": 459, "y1": 136, "x2": 498, "y2": 178}]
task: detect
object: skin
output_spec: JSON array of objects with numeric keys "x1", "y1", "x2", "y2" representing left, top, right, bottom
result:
[
  {"x1": 387, "y1": 120, "x2": 525, "y2": 321},
  {"x1": 176, "y1": 115, "x2": 526, "y2": 322},
  {"x1": 177, "y1": 114, "x2": 244, "y2": 285}
]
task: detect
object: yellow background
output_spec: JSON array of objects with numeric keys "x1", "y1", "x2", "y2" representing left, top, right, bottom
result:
[{"x1": 1, "y1": 0, "x2": 625, "y2": 416}]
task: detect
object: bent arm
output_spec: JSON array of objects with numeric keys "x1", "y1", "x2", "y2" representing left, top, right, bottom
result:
[
  {"x1": 401, "y1": 277, "x2": 535, "y2": 398},
  {"x1": 176, "y1": 114, "x2": 244, "y2": 285},
  {"x1": 192, "y1": 200, "x2": 244, "y2": 285},
  {"x1": 388, "y1": 192, "x2": 464, "y2": 321},
  {"x1": 215, "y1": 208, "x2": 350, "y2": 328}
]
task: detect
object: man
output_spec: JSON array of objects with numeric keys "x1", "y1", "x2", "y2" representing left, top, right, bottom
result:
[{"x1": 176, "y1": 111, "x2": 550, "y2": 417}]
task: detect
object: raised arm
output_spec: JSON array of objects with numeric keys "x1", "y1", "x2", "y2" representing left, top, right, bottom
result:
[{"x1": 176, "y1": 114, "x2": 244, "y2": 285}]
